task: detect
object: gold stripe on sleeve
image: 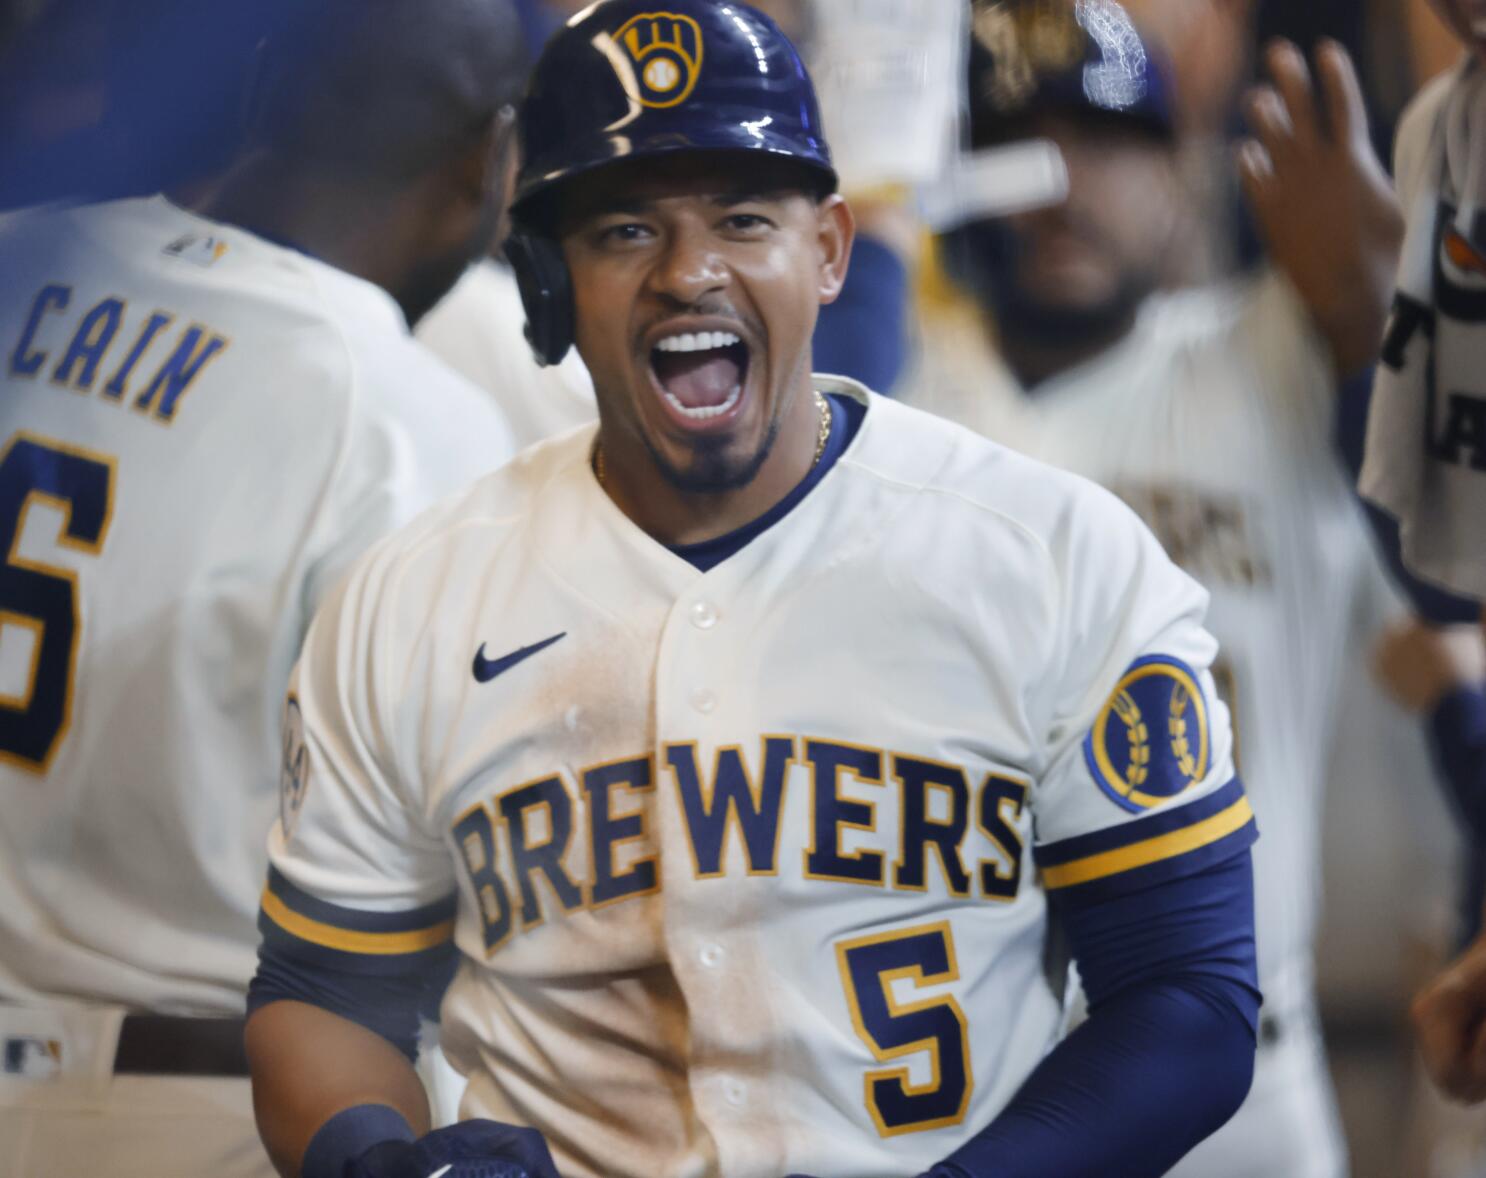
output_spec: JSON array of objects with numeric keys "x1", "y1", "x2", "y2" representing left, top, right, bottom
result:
[
  {"x1": 260, "y1": 887, "x2": 454, "y2": 956},
  {"x1": 1041, "y1": 797, "x2": 1254, "y2": 890}
]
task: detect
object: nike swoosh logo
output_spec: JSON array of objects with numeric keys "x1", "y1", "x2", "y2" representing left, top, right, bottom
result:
[{"x1": 472, "y1": 632, "x2": 566, "y2": 684}]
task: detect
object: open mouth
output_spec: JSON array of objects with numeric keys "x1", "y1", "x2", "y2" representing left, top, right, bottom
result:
[{"x1": 649, "y1": 330, "x2": 751, "y2": 423}]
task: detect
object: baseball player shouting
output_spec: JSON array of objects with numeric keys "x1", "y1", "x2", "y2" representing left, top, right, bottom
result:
[{"x1": 246, "y1": 4, "x2": 1261, "y2": 1177}]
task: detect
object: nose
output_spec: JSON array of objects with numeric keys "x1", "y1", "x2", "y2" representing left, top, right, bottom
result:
[{"x1": 646, "y1": 220, "x2": 729, "y2": 307}]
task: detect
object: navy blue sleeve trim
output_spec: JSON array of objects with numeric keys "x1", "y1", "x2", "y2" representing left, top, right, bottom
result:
[
  {"x1": 1044, "y1": 818, "x2": 1258, "y2": 905},
  {"x1": 258, "y1": 866, "x2": 456, "y2": 977},
  {"x1": 1036, "y1": 778, "x2": 1248, "y2": 867},
  {"x1": 1035, "y1": 778, "x2": 1258, "y2": 902},
  {"x1": 265, "y1": 865, "x2": 456, "y2": 932}
]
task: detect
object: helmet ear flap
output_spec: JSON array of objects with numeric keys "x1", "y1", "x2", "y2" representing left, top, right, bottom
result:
[{"x1": 505, "y1": 232, "x2": 575, "y2": 367}]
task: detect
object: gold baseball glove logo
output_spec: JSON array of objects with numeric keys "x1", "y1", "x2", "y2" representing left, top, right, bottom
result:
[{"x1": 614, "y1": 11, "x2": 705, "y2": 108}]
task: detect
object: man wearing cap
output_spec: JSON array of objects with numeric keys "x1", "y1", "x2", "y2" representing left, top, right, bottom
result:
[
  {"x1": 912, "y1": 3, "x2": 1406, "y2": 1176},
  {"x1": 244, "y1": 3, "x2": 1263, "y2": 1176}
]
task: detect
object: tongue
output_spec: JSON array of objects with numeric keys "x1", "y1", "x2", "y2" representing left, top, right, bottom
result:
[{"x1": 654, "y1": 350, "x2": 742, "y2": 409}]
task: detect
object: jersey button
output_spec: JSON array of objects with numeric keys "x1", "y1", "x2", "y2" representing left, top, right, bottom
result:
[
  {"x1": 698, "y1": 942, "x2": 724, "y2": 968},
  {"x1": 689, "y1": 600, "x2": 719, "y2": 629},
  {"x1": 724, "y1": 1078, "x2": 747, "y2": 1108},
  {"x1": 691, "y1": 689, "x2": 717, "y2": 714}
]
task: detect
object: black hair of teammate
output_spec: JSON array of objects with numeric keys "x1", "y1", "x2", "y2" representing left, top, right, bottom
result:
[{"x1": 201, "y1": 0, "x2": 527, "y2": 326}]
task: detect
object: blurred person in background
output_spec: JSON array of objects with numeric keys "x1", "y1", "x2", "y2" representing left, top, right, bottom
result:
[
  {"x1": 1366, "y1": 0, "x2": 1486, "y2": 1128},
  {"x1": 1360, "y1": 0, "x2": 1486, "y2": 601},
  {"x1": 908, "y1": 2, "x2": 1404, "y2": 1175},
  {"x1": 1376, "y1": 619, "x2": 1486, "y2": 952},
  {"x1": 0, "y1": 0, "x2": 524, "y2": 1172},
  {"x1": 1374, "y1": 611, "x2": 1486, "y2": 1178}
]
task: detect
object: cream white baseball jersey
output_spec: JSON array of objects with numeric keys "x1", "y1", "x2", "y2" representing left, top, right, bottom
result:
[
  {"x1": 0, "y1": 195, "x2": 517, "y2": 1013},
  {"x1": 910, "y1": 269, "x2": 1369, "y2": 1177},
  {"x1": 1361, "y1": 64, "x2": 1486, "y2": 601},
  {"x1": 263, "y1": 379, "x2": 1252, "y2": 1178},
  {"x1": 416, "y1": 259, "x2": 598, "y2": 451}
]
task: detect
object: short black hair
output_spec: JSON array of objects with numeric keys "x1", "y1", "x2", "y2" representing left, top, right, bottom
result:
[{"x1": 257, "y1": 0, "x2": 527, "y2": 185}]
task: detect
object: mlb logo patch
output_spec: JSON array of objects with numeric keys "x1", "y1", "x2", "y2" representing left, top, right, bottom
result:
[
  {"x1": 2, "y1": 1035, "x2": 63, "y2": 1079},
  {"x1": 162, "y1": 233, "x2": 229, "y2": 268}
]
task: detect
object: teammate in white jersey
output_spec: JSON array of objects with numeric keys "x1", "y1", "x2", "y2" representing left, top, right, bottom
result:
[
  {"x1": 913, "y1": 5, "x2": 1404, "y2": 1177},
  {"x1": 0, "y1": 3, "x2": 524, "y2": 1173},
  {"x1": 246, "y1": 5, "x2": 1260, "y2": 1178},
  {"x1": 1360, "y1": 0, "x2": 1486, "y2": 602},
  {"x1": 417, "y1": 258, "x2": 598, "y2": 451},
  {"x1": 1376, "y1": 0, "x2": 1486, "y2": 1120}
]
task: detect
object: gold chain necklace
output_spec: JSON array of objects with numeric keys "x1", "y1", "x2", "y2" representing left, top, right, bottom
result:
[{"x1": 593, "y1": 389, "x2": 831, "y2": 485}]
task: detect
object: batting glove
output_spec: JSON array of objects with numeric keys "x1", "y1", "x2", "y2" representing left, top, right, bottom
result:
[{"x1": 349, "y1": 1119, "x2": 563, "y2": 1178}]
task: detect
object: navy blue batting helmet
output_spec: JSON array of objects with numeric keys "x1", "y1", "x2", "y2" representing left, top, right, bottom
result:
[
  {"x1": 966, "y1": 0, "x2": 1175, "y2": 146},
  {"x1": 512, "y1": 0, "x2": 837, "y2": 225},
  {"x1": 506, "y1": 0, "x2": 837, "y2": 367}
]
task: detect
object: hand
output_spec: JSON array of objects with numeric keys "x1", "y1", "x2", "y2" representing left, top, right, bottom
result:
[
  {"x1": 1238, "y1": 39, "x2": 1404, "y2": 377},
  {"x1": 1414, "y1": 931, "x2": 1486, "y2": 1104},
  {"x1": 349, "y1": 1120, "x2": 562, "y2": 1178},
  {"x1": 1372, "y1": 617, "x2": 1486, "y2": 713}
]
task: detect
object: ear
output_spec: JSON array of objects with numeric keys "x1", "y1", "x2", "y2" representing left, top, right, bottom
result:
[
  {"x1": 458, "y1": 106, "x2": 518, "y2": 197},
  {"x1": 451, "y1": 105, "x2": 520, "y2": 247},
  {"x1": 815, "y1": 193, "x2": 856, "y2": 305}
]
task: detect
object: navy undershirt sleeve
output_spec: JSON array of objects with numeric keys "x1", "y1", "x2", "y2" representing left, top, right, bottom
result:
[
  {"x1": 1335, "y1": 368, "x2": 1480, "y2": 624},
  {"x1": 1431, "y1": 688, "x2": 1486, "y2": 834},
  {"x1": 924, "y1": 852, "x2": 1260, "y2": 1178},
  {"x1": 812, "y1": 234, "x2": 910, "y2": 396},
  {"x1": 1429, "y1": 687, "x2": 1486, "y2": 944},
  {"x1": 247, "y1": 939, "x2": 452, "y2": 1061}
]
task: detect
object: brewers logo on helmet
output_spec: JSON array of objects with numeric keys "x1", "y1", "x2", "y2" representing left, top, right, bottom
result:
[{"x1": 612, "y1": 11, "x2": 705, "y2": 108}]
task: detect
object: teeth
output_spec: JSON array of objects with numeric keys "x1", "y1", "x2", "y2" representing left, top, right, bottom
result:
[
  {"x1": 655, "y1": 331, "x2": 741, "y2": 353},
  {"x1": 664, "y1": 386, "x2": 742, "y2": 420}
]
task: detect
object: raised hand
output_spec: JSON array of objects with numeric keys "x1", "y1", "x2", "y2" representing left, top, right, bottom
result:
[{"x1": 1238, "y1": 39, "x2": 1404, "y2": 378}]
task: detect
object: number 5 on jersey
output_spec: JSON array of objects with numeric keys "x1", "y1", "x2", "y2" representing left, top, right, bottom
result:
[
  {"x1": 836, "y1": 921, "x2": 973, "y2": 1136},
  {"x1": 0, "y1": 433, "x2": 115, "y2": 772}
]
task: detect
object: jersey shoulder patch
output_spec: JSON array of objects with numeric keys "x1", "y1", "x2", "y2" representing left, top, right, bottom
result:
[{"x1": 1082, "y1": 655, "x2": 1210, "y2": 814}]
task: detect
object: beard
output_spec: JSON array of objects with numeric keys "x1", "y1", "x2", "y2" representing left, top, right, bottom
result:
[
  {"x1": 991, "y1": 274, "x2": 1149, "y2": 353},
  {"x1": 643, "y1": 414, "x2": 783, "y2": 495},
  {"x1": 942, "y1": 216, "x2": 1157, "y2": 366},
  {"x1": 396, "y1": 194, "x2": 503, "y2": 328}
]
